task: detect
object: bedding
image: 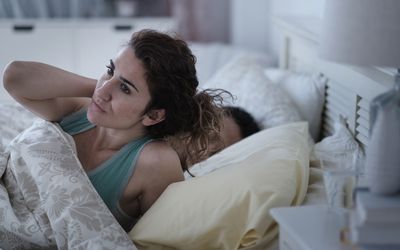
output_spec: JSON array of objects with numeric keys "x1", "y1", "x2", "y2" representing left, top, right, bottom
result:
[
  {"x1": 201, "y1": 54, "x2": 302, "y2": 129},
  {"x1": 0, "y1": 102, "x2": 36, "y2": 146},
  {"x1": 0, "y1": 120, "x2": 135, "y2": 249},
  {"x1": 189, "y1": 42, "x2": 275, "y2": 85},
  {"x1": 311, "y1": 116, "x2": 364, "y2": 169},
  {"x1": 129, "y1": 122, "x2": 310, "y2": 250},
  {"x1": 264, "y1": 68, "x2": 327, "y2": 141},
  {"x1": 310, "y1": 116, "x2": 364, "y2": 207}
]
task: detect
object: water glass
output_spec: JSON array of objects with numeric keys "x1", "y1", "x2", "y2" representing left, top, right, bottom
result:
[{"x1": 320, "y1": 155, "x2": 358, "y2": 208}]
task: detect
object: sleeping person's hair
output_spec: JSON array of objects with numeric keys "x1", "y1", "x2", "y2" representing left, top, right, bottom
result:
[
  {"x1": 206, "y1": 106, "x2": 261, "y2": 158},
  {"x1": 223, "y1": 106, "x2": 261, "y2": 139}
]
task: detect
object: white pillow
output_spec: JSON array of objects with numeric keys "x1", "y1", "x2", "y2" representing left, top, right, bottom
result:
[
  {"x1": 264, "y1": 68, "x2": 327, "y2": 141},
  {"x1": 129, "y1": 122, "x2": 310, "y2": 250},
  {"x1": 202, "y1": 55, "x2": 302, "y2": 129},
  {"x1": 312, "y1": 116, "x2": 364, "y2": 170},
  {"x1": 189, "y1": 42, "x2": 274, "y2": 85}
]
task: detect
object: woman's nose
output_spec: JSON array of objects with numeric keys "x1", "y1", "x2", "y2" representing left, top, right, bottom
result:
[{"x1": 97, "y1": 80, "x2": 113, "y2": 101}]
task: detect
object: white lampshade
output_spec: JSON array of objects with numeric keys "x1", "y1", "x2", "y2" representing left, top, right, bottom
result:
[{"x1": 319, "y1": 0, "x2": 400, "y2": 67}]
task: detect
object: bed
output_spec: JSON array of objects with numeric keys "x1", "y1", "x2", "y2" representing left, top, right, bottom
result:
[{"x1": 0, "y1": 16, "x2": 393, "y2": 250}]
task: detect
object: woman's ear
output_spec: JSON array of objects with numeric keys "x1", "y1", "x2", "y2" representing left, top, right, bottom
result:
[{"x1": 142, "y1": 109, "x2": 166, "y2": 126}]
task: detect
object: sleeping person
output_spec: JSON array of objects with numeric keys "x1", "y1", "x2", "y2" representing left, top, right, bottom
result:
[
  {"x1": 168, "y1": 105, "x2": 261, "y2": 168},
  {"x1": 219, "y1": 106, "x2": 261, "y2": 148},
  {"x1": 2, "y1": 29, "x2": 227, "y2": 232}
]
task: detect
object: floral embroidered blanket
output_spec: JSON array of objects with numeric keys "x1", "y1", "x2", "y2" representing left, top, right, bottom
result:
[{"x1": 0, "y1": 120, "x2": 136, "y2": 249}]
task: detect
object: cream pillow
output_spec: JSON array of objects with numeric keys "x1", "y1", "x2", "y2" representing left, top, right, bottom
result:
[
  {"x1": 201, "y1": 55, "x2": 302, "y2": 129},
  {"x1": 129, "y1": 122, "x2": 310, "y2": 250}
]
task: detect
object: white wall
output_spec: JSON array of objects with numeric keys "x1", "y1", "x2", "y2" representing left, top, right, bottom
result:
[
  {"x1": 230, "y1": 0, "x2": 272, "y2": 53},
  {"x1": 231, "y1": 0, "x2": 325, "y2": 62}
]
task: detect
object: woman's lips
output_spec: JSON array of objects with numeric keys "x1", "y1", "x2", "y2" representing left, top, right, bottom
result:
[{"x1": 92, "y1": 100, "x2": 106, "y2": 113}]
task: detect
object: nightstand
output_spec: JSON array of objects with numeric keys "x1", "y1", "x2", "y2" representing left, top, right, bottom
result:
[{"x1": 270, "y1": 205, "x2": 351, "y2": 250}]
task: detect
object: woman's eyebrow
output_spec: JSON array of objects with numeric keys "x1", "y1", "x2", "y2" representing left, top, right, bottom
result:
[
  {"x1": 120, "y1": 76, "x2": 139, "y2": 92},
  {"x1": 111, "y1": 59, "x2": 139, "y2": 92},
  {"x1": 110, "y1": 59, "x2": 115, "y2": 69}
]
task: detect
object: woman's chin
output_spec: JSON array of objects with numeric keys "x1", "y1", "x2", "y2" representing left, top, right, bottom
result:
[{"x1": 87, "y1": 109, "x2": 100, "y2": 125}]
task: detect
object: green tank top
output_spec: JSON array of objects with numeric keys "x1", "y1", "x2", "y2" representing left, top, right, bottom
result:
[{"x1": 58, "y1": 108, "x2": 153, "y2": 231}]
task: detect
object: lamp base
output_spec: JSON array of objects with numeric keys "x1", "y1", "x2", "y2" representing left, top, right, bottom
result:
[{"x1": 365, "y1": 70, "x2": 400, "y2": 195}]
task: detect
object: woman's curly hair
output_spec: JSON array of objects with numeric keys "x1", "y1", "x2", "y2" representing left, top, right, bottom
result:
[{"x1": 129, "y1": 29, "x2": 228, "y2": 171}]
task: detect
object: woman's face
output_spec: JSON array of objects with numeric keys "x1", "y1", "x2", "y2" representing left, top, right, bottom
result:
[{"x1": 87, "y1": 47, "x2": 152, "y2": 130}]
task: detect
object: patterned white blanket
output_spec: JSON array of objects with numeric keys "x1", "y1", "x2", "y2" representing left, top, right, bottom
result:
[{"x1": 0, "y1": 119, "x2": 136, "y2": 249}]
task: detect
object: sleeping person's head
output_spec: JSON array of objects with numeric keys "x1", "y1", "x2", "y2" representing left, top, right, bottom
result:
[
  {"x1": 170, "y1": 106, "x2": 260, "y2": 166},
  {"x1": 219, "y1": 106, "x2": 261, "y2": 147}
]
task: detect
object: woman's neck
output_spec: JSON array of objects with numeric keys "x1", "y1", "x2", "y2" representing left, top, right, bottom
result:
[{"x1": 91, "y1": 126, "x2": 147, "y2": 151}]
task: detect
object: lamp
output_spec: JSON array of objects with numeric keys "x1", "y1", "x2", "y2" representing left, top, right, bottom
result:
[{"x1": 319, "y1": 0, "x2": 400, "y2": 195}]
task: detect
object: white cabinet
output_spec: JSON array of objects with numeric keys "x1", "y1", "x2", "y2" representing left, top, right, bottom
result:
[
  {"x1": 0, "y1": 23, "x2": 75, "y2": 70},
  {"x1": 74, "y1": 18, "x2": 176, "y2": 78},
  {"x1": 0, "y1": 17, "x2": 177, "y2": 103}
]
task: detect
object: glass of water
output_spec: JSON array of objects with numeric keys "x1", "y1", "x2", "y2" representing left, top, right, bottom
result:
[{"x1": 319, "y1": 154, "x2": 359, "y2": 208}]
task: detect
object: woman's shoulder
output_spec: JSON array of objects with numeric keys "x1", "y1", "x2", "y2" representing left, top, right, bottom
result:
[
  {"x1": 139, "y1": 140, "x2": 181, "y2": 171},
  {"x1": 134, "y1": 140, "x2": 184, "y2": 196}
]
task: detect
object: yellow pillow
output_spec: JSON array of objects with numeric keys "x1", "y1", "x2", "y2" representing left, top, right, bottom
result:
[{"x1": 129, "y1": 122, "x2": 310, "y2": 250}]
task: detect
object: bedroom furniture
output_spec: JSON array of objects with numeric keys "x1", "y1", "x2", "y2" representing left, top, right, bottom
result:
[
  {"x1": 349, "y1": 189, "x2": 400, "y2": 247},
  {"x1": 0, "y1": 17, "x2": 176, "y2": 103},
  {"x1": 270, "y1": 206, "x2": 349, "y2": 250},
  {"x1": 319, "y1": 0, "x2": 400, "y2": 195}
]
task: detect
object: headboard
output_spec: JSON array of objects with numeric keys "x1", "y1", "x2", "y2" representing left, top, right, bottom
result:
[{"x1": 274, "y1": 16, "x2": 395, "y2": 150}]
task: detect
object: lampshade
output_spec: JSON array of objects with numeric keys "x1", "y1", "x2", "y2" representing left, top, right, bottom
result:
[{"x1": 319, "y1": 0, "x2": 400, "y2": 67}]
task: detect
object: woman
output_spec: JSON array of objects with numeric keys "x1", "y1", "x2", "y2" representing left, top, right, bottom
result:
[{"x1": 3, "y1": 29, "x2": 225, "y2": 231}]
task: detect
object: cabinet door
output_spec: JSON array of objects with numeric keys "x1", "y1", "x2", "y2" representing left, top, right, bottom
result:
[
  {"x1": 0, "y1": 23, "x2": 74, "y2": 102},
  {"x1": 74, "y1": 25, "x2": 133, "y2": 79},
  {"x1": 74, "y1": 18, "x2": 177, "y2": 79}
]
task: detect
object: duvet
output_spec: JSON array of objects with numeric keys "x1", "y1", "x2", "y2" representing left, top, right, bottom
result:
[{"x1": 0, "y1": 120, "x2": 136, "y2": 249}]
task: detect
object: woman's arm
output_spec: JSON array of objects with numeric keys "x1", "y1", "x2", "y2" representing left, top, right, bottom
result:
[
  {"x1": 3, "y1": 61, "x2": 97, "y2": 121},
  {"x1": 127, "y1": 141, "x2": 184, "y2": 215}
]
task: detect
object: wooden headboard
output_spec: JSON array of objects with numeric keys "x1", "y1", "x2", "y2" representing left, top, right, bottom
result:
[{"x1": 274, "y1": 16, "x2": 395, "y2": 150}]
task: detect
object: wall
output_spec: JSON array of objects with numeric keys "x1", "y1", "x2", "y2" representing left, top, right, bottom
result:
[
  {"x1": 171, "y1": 0, "x2": 230, "y2": 42},
  {"x1": 231, "y1": 0, "x2": 325, "y2": 62}
]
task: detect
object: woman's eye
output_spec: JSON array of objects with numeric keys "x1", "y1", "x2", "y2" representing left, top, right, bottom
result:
[
  {"x1": 120, "y1": 83, "x2": 131, "y2": 94},
  {"x1": 106, "y1": 65, "x2": 114, "y2": 76}
]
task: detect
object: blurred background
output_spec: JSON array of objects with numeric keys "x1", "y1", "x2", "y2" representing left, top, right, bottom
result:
[
  {"x1": 0, "y1": 0, "x2": 324, "y2": 87},
  {"x1": 0, "y1": 0, "x2": 324, "y2": 52}
]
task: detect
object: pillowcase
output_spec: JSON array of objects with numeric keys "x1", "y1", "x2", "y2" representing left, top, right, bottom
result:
[
  {"x1": 190, "y1": 42, "x2": 275, "y2": 85},
  {"x1": 201, "y1": 55, "x2": 302, "y2": 129},
  {"x1": 311, "y1": 116, "x2": 364, "y2": 172},
  {"x1": 129, "y1": 122, "x2": 310, "y2": 250},
  {"x1": 264, "y1": 68, "x2": 327, "y2": 141}
]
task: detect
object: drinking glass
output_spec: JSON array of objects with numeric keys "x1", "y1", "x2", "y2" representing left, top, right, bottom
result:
[{"x1": 319, "y1": 154, "x2": 359, "y2": 208}]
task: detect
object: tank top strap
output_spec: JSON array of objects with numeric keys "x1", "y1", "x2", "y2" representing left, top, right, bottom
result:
[{"x1": 58, "y1": 107, "x2": 95, "y2": 135}]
